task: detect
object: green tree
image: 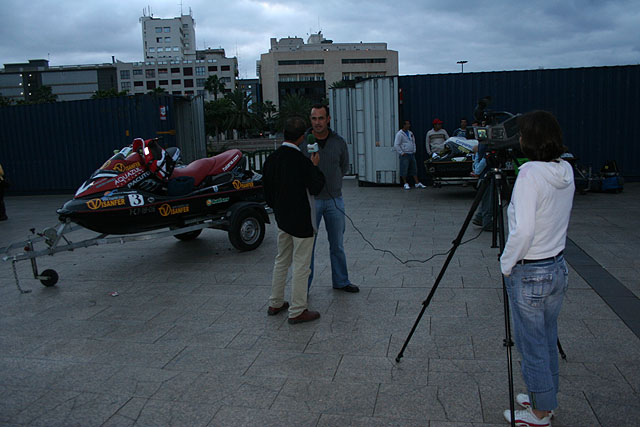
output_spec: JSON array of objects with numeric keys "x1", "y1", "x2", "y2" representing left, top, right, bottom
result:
[
  {"x1": 275, "y1": 93, "x2": 313, "y2": 131},
  {"x1": 224, "y1": 89, "x2": 263, "y2": 138},
  {"x1": 92, "y1": 88, "x2": 128, "y2": 99},
  {"x1": 26, "y1": 85, "x2": 57, "y2": 104},
  {"x1": 204, "y1": 75, "x2": 226, "y2": 100},
  {"x1": 258, "y1": 100, "x2": 277, "y2": 133},
  {"x1": 204, "y1": 97, "x2": 233, "y2": 140},
  {"x1": 329, "y1": 80, "x2": 350, "y2": 89},
  {"x1": 147, "y1": 87, "x2": 168, "y2": 95},
  {"x1": 0, "y1": 94, "x2": 13, "y2": 107}
]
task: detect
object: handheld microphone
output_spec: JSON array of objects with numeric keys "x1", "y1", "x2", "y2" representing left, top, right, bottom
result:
[{"x1": 307, "y1": 134, "x2": 319, "y2": 153}]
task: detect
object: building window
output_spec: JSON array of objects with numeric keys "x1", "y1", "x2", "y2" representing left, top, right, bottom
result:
[
  {"x1": 157, "y1": 47, "x2": 164, "y2": 52},
  {"x1": 172, "y1": 79, "x2": 181, "y2": 85},
  {"x1": 185, "y1": 90, "x2": 194, "y2": 95},
  {"x1": 145, "y1": 69, "x2": 155, "y2": 78},
  {"x1": 195, "y1": 66, "x2": 205, "y2": 75},
  {"x1": 183, "y1": 67, "x2": 193, "y2": 76},
  {"x1": 171, "y1": 67, "x2": 180, "y2": 74},
  {"x1": 219, "y1": 77, "x2": 231, "y2": 83},
  {"x1": 120, "y1": 70, "x2": 130, "y2": 79},
  {"x1": 196, "y1": 78, "x2": 206, "y2": 87},
  {"x1": 121, "y1": 81, "x2": 131, "y2": 90},
  {"x1": 158, "y1": 68, "x2": 168, "y2": 75},
  {"x1": 173, "y1": 47, "x2": 179, "y2": 51},
  {"x1": 164, "y1": 37, "x2": 171, "y2": 43},
  {"x1": 342, "y1": 58, "x2": 387, "y2": 64},
  {"x1": 164, "y1": 27, "x2": 170, "y2": 33},
  {"x1": 184, "y1": 79, "x2": 194, "y2": 88},
  {"x1": 208, "y1": 66, "x2": 218, "y2": 72},
  {"x1": 155, "y1": 27, "x2": 162, "y2": 33},
  {"x1": 134, "y1": 81, "x2": 144, "y2": 87},
  {"x1": 156, "y1": 37, "x2": 162, "y2": 43},
  {"x1": 146, "y1": 81, "x2": 156, "y2": 90},
  {"x1": 173, "y1": 91, "x2": 182, "y2": 95},
  {"x1": 149, "y1": 47, "x2": 155, "y2": 53},
  {"x1": 278, "y1": 59, "x2": 324, "y2": 65},
  {"x1": 221, "y1": 65, "x2": 230, "y2": 71},
  {"x1": 159, "y1": 80, "x2": 168, "y2": 86},
  {"x1": 133, "y1": 69, "x2": 143, "y2": 76}
]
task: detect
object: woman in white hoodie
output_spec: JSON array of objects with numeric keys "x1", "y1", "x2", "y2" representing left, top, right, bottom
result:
[{"x1": 501, "y1": 111, "x2": 574, "y2": 427}]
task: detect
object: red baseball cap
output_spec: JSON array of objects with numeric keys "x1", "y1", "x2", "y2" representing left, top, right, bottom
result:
[{"x1": 433, "y1": 118, "x2": 443, "y2": 125}]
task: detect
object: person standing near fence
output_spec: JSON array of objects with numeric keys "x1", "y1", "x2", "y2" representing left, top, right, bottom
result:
[{"x1": 393, "y1": 120, "x2": 426, "y2": 190}]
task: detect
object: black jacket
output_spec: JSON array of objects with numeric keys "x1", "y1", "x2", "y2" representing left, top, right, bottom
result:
[{"x1": 263, "y1": 144, "x2": 325, "y2": 238}]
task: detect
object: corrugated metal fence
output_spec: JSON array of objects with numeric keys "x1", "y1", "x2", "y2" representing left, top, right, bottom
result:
[
  {"x1": 0, "y1": 94, "x2": 205, "y2": 193},
  {"x1": 399, "y1": 65, "x2": 640, "y2": 179}
]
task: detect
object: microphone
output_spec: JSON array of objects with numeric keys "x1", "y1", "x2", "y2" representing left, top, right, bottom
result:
[{"x1": 307, "y1": 134, "x2": 319, "y2": 153}]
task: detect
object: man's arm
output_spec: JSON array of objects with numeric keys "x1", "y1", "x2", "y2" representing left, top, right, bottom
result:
[
  {"x1": 340, "y1": 140, "x2": 349, "y2": 176},
  {"x1": 393, "y1": 131, "x2": 403, "y2": 154}
]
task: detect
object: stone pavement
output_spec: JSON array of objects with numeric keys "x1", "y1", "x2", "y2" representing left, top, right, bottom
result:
[{"x1": 1, "y1": 179, "x2": 639, "y2": 426}]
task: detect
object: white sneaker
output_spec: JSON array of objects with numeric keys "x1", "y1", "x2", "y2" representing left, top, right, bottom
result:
[
  {"x1": 516, "y1": 394, "x2": 555, "y2": 418},
  {"x1": 403, "y1": 183, "x2": 410, "y2": 190},
  {"x1": 503, "y1": 407, "x2": 551, "y2": 427},
  {"x1": 415, "y1": 182, "x2": 426, "y2": 188}
]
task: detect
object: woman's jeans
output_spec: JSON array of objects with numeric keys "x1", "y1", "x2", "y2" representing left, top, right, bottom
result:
[
  {"x1": 308, "y1": 197, "x2": 351, "y2": 289},
  {"x1": 505, "y1": 256, "x2": 569, "y2": 411}
]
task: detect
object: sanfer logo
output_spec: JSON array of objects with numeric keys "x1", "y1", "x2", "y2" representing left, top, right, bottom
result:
[
  {"x1": 86, "y1": 199, "x2": 102, "y2": 210},
  {"x1": 158, "y1": 204, "x2": 172, "y2": 216}
]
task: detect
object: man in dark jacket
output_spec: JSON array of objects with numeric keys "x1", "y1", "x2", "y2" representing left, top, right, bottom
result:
[{"x1": 263, "y1": 116, "x2": 325, "y2": 324}]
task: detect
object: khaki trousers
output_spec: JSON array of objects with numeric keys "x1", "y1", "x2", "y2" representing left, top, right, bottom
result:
[{"x1": 269, "y1": 228, "x2": 314, "y2": 318}]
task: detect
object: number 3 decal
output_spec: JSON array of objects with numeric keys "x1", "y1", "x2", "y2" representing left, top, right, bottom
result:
[{"x1": 128, "y1": 194, "x2": 144, "y2": 207}]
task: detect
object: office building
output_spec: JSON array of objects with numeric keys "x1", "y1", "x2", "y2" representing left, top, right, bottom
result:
[{"x1": 258, "y1": 32, "x2": 398, "y2": 107}]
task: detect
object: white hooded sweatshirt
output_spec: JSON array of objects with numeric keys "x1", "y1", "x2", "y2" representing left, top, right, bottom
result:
[{"x1": 500, "y1": 159, "x2": 575, "y2": 276}]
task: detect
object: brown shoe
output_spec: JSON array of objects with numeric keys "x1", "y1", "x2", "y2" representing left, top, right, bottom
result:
[
  {"x1": 288, "y1": 309, "x2": 320, "y2": 324},
  {"x1": 267, "y1": 301, "x2": 289, "y2": 316}
]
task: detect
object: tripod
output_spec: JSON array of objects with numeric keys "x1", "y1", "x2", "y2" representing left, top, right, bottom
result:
[{"x1": 395, "y1": 167, "x2": 518, "y2": 425}]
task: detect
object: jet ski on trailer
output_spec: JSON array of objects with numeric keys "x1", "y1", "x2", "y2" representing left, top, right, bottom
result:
[{"x1": 2, "y1": 139, "x2": 270, "y2": 290}]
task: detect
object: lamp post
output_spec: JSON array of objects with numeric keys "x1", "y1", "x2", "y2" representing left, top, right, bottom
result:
[{"x1": 457, "y1": 60, "x2": 468, "y2": 73}]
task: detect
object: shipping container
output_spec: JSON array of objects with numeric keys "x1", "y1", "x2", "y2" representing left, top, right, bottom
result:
[
  {"x1": 330, "y1": 65, "x2": 640, "y2": 184},
  {"x1": 0, "y1": 94, "x2": 205, "y2": 193}
]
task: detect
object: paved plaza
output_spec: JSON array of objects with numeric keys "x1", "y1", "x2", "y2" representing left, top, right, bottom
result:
[{"x1": 1, "y1": 179, "x2": 639, "y2": 426}]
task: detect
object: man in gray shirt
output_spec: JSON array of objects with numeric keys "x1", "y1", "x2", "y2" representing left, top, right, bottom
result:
[{"x1": 303, "y1": 104, "x2": 359, "y2": 293}]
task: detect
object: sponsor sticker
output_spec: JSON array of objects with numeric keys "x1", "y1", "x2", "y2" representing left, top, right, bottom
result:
[
  {"x1": 128, "y1": 194, "x2": 145, "y2": 207},
  {"x1": 222, "y1": 153, "x2": 240, "y2": 171},
  {"x1": 113, "y1": 161, "x2": 141, "y2": 173},
  {"x1": 232, "y1": 180, "x2": 254, "y2": 190},
  {"x1": 129, "y1": 206, "x2": 156, "y2": 216},
  {"x1": 206, "y1": 197, "x2": 230, "y2": 206},
  {"x1": 86, "y1": 198, "x2": 126, "y2": 210},
  {"x1": 158, "y1": 203, "x2": 190, "y2": 217},
  {"x1": 115, "y1": 167, "x2": 145, "y2": 186}
]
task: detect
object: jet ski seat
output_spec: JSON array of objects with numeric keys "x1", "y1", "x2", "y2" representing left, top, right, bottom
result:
[{"x1": 170, "y1": 149, "x2": 243, "y2": 186}]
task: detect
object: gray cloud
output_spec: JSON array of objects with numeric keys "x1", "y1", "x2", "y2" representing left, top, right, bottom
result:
[{"x1": 1, "y1": 0, "x2": 637, "y2": 77}]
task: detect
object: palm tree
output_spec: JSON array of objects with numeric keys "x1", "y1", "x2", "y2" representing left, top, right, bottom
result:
[
  {"x1": 275, "y1": 93, "x2": 313, "y2": 131},
  {"x1": 204, "y1": 75, "x2": 226, "y2": 100},
  {"x1": 147, "y1": 87, "x2": 167, "y2": 95},
  {"x1": 258, "y1": 100, "x2": 277, "y2": 133},
  {"x1": 224, "y1": 89, "x2": 262, "y2": 138}
]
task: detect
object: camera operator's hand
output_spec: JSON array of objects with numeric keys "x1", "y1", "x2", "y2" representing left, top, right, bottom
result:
[{"x1": 311, "y1": 152, "x2": 320, "y2": 166}]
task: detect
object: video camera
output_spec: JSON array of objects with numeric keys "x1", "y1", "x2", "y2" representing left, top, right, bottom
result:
[
  {"x1": 465, "y1": 97, "x2": 523, "y2": 168},
  {"x1": 465, "y1": 96, "x2": 521, "y2": 151}
]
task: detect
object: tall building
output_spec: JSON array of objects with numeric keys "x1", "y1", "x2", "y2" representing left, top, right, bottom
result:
[
  {"x1": 116, "y1": 12, "x2": 238, "y2": 100},
  {"x1": 258, "y1": 32, "x2": 398, "y2": 107},
  {"x1": 139, "y1": 13, "x2": 196, "y2": 60},
  {"x1": 1, "y1": 11, "x2": 237, "y2": 103}
]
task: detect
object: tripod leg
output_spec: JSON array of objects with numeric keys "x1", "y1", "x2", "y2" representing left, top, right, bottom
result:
[
  {"x1": 494, "y1": 172, "x2": 516, "y2": 427},
  {"x1": 396, "y1": 177, "x2": 490, "y2": 362}
]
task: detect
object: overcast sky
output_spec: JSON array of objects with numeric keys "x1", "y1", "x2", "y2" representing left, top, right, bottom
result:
[{"x1": 1, "y1": 0, "x2": 638, "y2": 79}]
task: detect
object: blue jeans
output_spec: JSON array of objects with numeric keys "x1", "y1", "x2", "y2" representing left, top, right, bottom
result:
[
  {"x1": 308, "y1": 197, "x2": 351, "y2": 289},
  {"x1": 399, "y1": 153, "x2": 417, "y2": 178},
  {"x1": 505, "y1": 256, "x2": 568, "y2": 411}
]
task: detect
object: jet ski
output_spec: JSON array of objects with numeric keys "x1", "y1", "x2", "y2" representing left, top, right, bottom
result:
[{"x1": 57, "y1": 138, "x2": 269, "y2": 250}]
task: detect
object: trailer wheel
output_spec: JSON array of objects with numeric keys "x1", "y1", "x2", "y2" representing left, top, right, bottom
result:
[
  {"x1": 228, "y1": 209, "x2": 265, "y2": 251},
  {"x1": 40, "y1": 269, "x2": 59, "y2": 287},
  {"x1": 174, "y1": 229, "x2": 203, "y2": 241}
]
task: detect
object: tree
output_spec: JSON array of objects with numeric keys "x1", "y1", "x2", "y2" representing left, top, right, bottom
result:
[
  {"x1": 224, "y1": 89, "x2": 263, "y2": 138},
  {"x1": 204, "y1": 75, "x2": 226, "y2": 100},
  {"x1": 258, "y1": 100, "x2": 277, "y2": 133},
  {"x1": 26, "y1": 85, "x2": 57, "y2": 104},
  {"x1": 92, "y1": 88, "x2": 129, "y2": 99},
  {"x1": 275, "y1": 93, "x2": 313, "y2": 131},
  {"x1": 204, "y1": 97, "x2": 233, "y2": 140},
  {"x1": 147, "y1": 87, "x2": 168, "y2": 95},
  {"x1": 0, "y1": 94, "x2": 13, "y2": 107}
]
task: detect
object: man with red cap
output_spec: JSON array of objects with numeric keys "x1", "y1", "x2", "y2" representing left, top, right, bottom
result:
[{"x1": 425, "y1": 118, "x2": 450, "y2": 157}]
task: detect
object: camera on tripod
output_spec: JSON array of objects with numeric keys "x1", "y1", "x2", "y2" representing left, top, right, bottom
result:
[{"x1": 466, "y1": 96, "x2": 524, "y2": 168}]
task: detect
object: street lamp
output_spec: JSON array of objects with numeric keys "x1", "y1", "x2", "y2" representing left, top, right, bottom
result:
[{"x1": 457, "y1": 60, "x2": 468, "y2": 73}]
